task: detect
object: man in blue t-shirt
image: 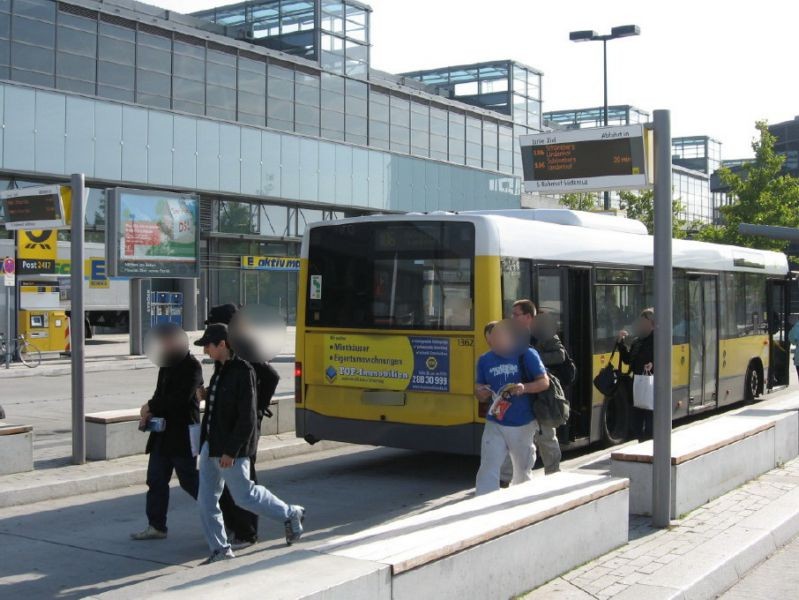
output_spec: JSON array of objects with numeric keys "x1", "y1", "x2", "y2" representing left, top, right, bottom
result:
[{"x1": 475, "y1": 319, "x2": 550, "y2": 495}]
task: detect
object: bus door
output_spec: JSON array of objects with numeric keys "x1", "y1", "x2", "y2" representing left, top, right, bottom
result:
[
  {"x1": 766, "y1": 278, "x2": 790, "y2": 388},
  {"x1": 688, "y1": 274, "x2": 719, "y2": 411},
  {"x1": 535, "y1": 266, "x2": 592, "y2": 443}
]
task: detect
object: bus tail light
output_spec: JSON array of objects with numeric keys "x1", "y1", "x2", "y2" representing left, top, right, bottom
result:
[{"x1": 295, "y1": 362, "x2": 303, "y2": 404}]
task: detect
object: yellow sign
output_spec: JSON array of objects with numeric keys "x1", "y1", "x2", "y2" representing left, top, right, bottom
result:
[
  {"x1": 241, "y1": 256, "x2": 301, "y2": 271},
  {"x1": 17, "y1": 229, "x2": 57, "y2": 275},
  {"x1": 323, "y1": 334, "x2": 450, "y2": 392}
]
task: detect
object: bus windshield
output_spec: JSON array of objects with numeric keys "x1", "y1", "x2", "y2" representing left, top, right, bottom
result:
[{"x1": 306, "y1": 221, "x2": 474, "y2": 330}]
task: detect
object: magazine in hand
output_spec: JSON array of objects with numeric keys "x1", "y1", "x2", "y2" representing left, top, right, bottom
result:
[{"x1": 487, "y1": 383, "x2": 520, "y2": 422}]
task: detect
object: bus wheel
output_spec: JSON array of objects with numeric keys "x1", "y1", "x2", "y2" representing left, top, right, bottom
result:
[
  {"x1": 744, "y1": 361, "x2": 762, "y2": 401},
  {"x1": 602, "y1": 387, "x2": 630, "y2": 446}
]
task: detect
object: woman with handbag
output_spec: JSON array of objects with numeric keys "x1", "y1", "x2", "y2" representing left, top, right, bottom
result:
[{"x1": 617, "y1": 308, "x2": 655, "y2": 441}]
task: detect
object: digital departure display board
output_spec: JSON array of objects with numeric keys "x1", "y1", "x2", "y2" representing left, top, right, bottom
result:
[
  {"x1": 0, "y1": 185, "x2": 66, "y2": 230},
  {"x1": 519, "y1": 125, "x2": 650, "y2": 194}
]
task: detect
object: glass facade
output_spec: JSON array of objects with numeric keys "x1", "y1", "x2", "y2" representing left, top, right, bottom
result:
[
  {"x1": 672, "y1": 136, "x2": 722, "y2": 175},
  {"x1": 543, "y1": 105, "x2": 649, "y2": 130},
  {"x1": 0, "y1": 0, "x2": 529, "y2": 177},
  {"x1": 673, "y1": 166, "x2": 713, "y2": 224}
]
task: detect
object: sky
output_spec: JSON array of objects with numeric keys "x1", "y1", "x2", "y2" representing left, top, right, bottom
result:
[{"x1": 151, "y1": 0, "x2": 799, "y2": 159}]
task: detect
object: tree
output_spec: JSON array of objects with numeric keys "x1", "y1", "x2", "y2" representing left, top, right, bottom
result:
[
  {"x1": 559, "y1": 192, "x2": 600, "y2": 211},
  {"x1": 695, "y1": 121, "x2": 799, "y2": 251},
  {"x1": 619, "y1": 189, "x2": 687, "y2": 239}
]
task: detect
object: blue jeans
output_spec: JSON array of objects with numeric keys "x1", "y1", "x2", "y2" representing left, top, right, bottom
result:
[{"x1": 198, "y1": 442, "x2": 291, "y2": 553}]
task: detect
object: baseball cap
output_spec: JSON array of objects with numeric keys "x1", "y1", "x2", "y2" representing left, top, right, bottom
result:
[{"x1": 194, "y1": 323, "x2": 228, "y2": 347}]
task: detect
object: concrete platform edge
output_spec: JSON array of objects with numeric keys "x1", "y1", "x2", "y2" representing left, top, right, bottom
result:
[{"x1": 0, "y1": 437, "x2": 346, "y2": 509}]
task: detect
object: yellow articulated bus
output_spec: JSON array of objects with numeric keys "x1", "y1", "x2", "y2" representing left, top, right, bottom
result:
[{"x1": 295, "y1": 209, "x2": 791, "y2": 453}]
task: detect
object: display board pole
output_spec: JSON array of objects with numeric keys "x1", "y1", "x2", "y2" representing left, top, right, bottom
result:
[
  {"x1": 130, "y1": 278, "x2": 143, "y2": 355},
  {"x1": 4, "y1": 285, "x2": 10, "y2": 368},
  {"x1": 652, "y1": 110, "x2": 673, "y2": 528},
  {"x1": 70, "y1": 173, "x2": 86, "y2": 465}
]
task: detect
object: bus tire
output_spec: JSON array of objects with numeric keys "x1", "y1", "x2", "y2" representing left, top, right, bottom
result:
[
  {"x1": 602, "y1": 385, "x2": 630, "y2": 446},
  {"x1": 744, "y1": 360, "x2": 763, "y2": 402}
]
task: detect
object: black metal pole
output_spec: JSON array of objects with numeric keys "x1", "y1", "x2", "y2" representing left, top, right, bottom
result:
[
  {"x1": 603, "y1": 39, "x2": 611, "y2": 211},
  {"x1": 70, "y1": 173, "x2": 86, "y2": 465}
]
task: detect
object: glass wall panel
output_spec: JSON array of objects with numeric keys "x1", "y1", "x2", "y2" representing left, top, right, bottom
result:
[
  {"x1": 430, "y1": 105, "x2": 448, "y2": 161},
  {"x1": 320, "y1": 72, "x2": 344, "y2": 141},
  {"x1": 173, "y1": 38, "x2": 205, "y2": 115},
  {"x1": 206, "y1": 47, "x2": 236, "y2": 120},
  {"x1": 260, "y1": 203, "x2": 289, "y2": 237},
  {"x1": 237, "y1": 54, "x2": 266, "y2": 125},
  {"x1": 294, "y1": 69, "x2": 320, "y2": 136},
  {"x1": 368, "y1": 87, "x2": 389, "y2": 150},
  {"x1": 410, "y1": 100, "x2": 429, "y2": 158},
  {"x1": 389, "y1": 93, "x2": 409, "y2": 154},
  {"x1": 267, "y1": 61, "x2": 294, "y2": 131},
  {"x1": 56, "y1": 9, "x2": 96, "y2": 94},
  {"x1": 498, "y1": 123, "x2": 513, "y2": 174},
  {"x1": 11, "y1": 2, "x2": 54, "y2": 87},
  {"x1": 0, "y1": 7, "x2": 9, "y2": 80},
  {"x1": 97, "y1": 20, "x2": 135, "y2": 102},
  {"x1": 345, "y1": 77, "x2": 367, "y2": 145},
  {"x1": 448, "y1": 111, "x2": 465, "y2": 165},
  {"x1": 136, "y1": 30, "x2": 171, "y2": 109},
  {"x1": 482, "y1": 120, "x2": 498, "y2": 171},
  {"x1": 465, "y1": 116, "x2": 481, "y2": 167}
]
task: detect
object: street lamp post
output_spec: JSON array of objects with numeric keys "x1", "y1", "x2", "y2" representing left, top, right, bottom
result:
[{"x1": 569, "y1": 25, "x2": 641, "y2": 211}]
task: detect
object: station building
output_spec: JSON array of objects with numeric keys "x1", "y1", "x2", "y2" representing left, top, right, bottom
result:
[
  {"x1": 0, "y1": 0, "x2": 539, "y2": 327},
  {"x1": 537, "y1": 105, "x2": 723, "y2": 225}
]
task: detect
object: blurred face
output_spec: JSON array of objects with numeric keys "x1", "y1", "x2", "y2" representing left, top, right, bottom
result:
[
  {"x1": 204, "y1": 341, "x2": 227, "y2": 362},
  {"x1": 634, "y1": 316, "x2": 654, "y2": 337},
  {"x1": 490, "y1": 324, "x2": 516, "y2": 355},
  {"x1": 511, "y1": 306, "x2": 534, "y2": 331}
]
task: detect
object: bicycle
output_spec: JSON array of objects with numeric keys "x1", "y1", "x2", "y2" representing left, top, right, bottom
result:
[{"x1": 0, "y1": 332, "x2": 42, "y2": 368}]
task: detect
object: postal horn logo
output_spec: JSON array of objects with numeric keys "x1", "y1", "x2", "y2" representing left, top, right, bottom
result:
[
  {"x1": 325, "y1": 366, "x2": 337, "y2": 383},
  {"x1": 425, "y1": 356, "x2": 438, "y2": 370},
  {"x1": 23, "y1": 230, "x2": 53, "y2": 250}
]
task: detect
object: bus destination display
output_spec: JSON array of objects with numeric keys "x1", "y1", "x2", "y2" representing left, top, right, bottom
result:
[
  {"x1": 0, "y1": 185, "x2": 66, "y2": 230},
  {"x1": 519, "y1": 124, "x2": 650, "y2": 194}
]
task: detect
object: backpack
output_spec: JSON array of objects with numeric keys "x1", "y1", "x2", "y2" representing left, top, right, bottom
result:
[
  {"x1": 251, "y1": 362, "x2": 280, "y2": 420},
  {"x1": 550, "y1": 349, "x2": 577, "y2": 386},
  {"x1": 519, "y1": 355, "x2": 570, "y2": 428}
]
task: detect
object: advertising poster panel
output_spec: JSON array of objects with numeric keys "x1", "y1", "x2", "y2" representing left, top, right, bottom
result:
[{"x1": 106, "y1": 188, "x2": 199, "y2": 278}]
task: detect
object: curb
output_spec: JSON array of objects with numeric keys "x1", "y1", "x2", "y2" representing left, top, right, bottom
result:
[{"x1": 0, "y1": 437, "x2": 346, "y2": 509}]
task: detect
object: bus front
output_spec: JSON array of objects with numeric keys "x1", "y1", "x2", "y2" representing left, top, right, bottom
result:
[{"x1": 295, "y1": 217, "x2": 491, "y2": 455}]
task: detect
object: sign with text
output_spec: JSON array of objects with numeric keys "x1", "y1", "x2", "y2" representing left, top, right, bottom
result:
[
  {"x1": 240, "y1": 256, "x2": 301, "y2": 271},
  {"x1": 519, "y1": 124, "x2": 650, "y2": 194},
  {"x1": 16, "y1": 229, "x2": 57, "y2": 275},
  {"x1": 323, "y1": 334, "x2": 450, "y2": 392},
  {"x1": 106, "y1": 188, "x2": 200, "y2": 279},
  {"x1": 0, "y1": 185, "x2": 67, "y2": 230}
]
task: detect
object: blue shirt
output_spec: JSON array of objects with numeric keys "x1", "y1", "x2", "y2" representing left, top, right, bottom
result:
[{"x1": 476, "y1": 348, "x2": 546, "y2": 427}]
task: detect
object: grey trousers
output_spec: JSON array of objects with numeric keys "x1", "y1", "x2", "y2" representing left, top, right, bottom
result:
[{"x1": 500, "y1": 422, "x2": 562, "y2": 479}]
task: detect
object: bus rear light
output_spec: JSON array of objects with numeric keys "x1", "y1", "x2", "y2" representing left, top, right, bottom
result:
[{"x1": 295, "y1": 362, "x2": 303, "y2": 404}]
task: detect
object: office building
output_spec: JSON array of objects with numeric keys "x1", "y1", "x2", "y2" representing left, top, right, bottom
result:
[{"x1": 0, "y1": 0, "x2": 537, "y2": 327}]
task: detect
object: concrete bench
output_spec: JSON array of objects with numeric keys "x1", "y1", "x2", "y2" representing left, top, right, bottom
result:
[
  {"x1": 86, "y1": 409, "x2": 146, "y2": 461},
  {"x1": 260, "y1": 394, "x2": 295, "y2": 436},
  {"x1": 610, "y1": 408, "x2": 799, "y2": 518},
  {"x1": 314, "y1": 472, "x2": 629, "y2": 600},
  {"x1": 0, "y1": 424, "x2": 34, "y2": 475}
]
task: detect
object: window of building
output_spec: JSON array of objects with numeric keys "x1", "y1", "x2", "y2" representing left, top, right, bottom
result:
[
  {"x1": 11, "y1": 0, "x2": 55, "y2": 87},
  {"x1": 482, "y1": 119, "x2": 498, "y2": 171},
  {"x1": 219, "y1": 200, "x2": 258, "y2": 234},
  {"x1": 97, "y1": 19, "x2": 135, "y2": 102},
  {"x1": 136, "y1": 28, "x2": 172, "y2": 109},
  {"x1": 206, "y1": 46, "x2": 236, "y2": 120},
  {"x1": 172, "y1": 37, "x2": 205, "y2": 115},
  {"x1": 237, "y1": 54, "x2": 266, "y2": 126},
  {"x1": 267, "y1": 61, "x2": 294, "y2": 132},
  {"x1": 344, "y1": 77, "x2": 367, "y2": 145},
  {"x1": 260, "y1": 204, "x2": 289, "y2": 237},
  {"x1": 465, "y1": 116, "x2": 481, "y2": 167},
  {"x1": 294, "y1": 69, "x2": 320, "y2": 136},
  {"x1": 368, "y1": 87, "x2": 389, "y2": 150},
  {"x1": 498, "y1": 124, "x2": 513, "y2": 174},
  {"x1": 320, "y1": 72, "x2": 344, "y2": 141},
  {"x1": 448, "y1": 110, "x2": 465, "y2": 165},
  {"x1": 56, "y1": 8, "x2": 96, "y2": 95},
  {"x1": 0, "y1": 3, "x2": 9, "y2": 81},
  {"x1": 410, "y1": 100, "x2": 429, "y2": 158},
  {"x1": 429, "y1": 105, "x2": 448, "y2": 161},
  {"x1": 389, "y1": 93, "x2": 409, "y2": 154},
  {"x1": 320, "y1": 32, "x2": 344, "y2": 74}
]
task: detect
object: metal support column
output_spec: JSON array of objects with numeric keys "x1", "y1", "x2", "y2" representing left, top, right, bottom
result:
[
  {"x1": 602, "y1": 39, "x2": 610, "y2": 211},
  {"x1": 70, "y1": 173, "x2": 86, "y2": 465},
  {"x1": 130, "y1": 278, "x2": 143, "y2": 355},
  {"x1": 652, "y1": 110, "x2": 673, "y2": 527}
]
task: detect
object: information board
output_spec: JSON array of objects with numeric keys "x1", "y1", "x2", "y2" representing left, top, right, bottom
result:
[
  {"x1": 106, "y1": 188, "x2": 200, "y2": 278},
  {"x1": 0, "y1": 185, "x2": 66, "y2": 230},
  {"x1": 519, "y1": 125, "x2": 650, "y2": 194}
]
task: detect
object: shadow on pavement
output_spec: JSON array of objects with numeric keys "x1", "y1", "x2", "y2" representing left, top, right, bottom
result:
[{"x1": 0, "y1": 447, "x2": 478, "y2": 599}]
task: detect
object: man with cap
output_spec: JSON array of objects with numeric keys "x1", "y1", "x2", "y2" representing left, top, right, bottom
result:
[
  {"x1": 131, "y1": 323, "x2": 203, "y2": 540},
  {"x1": 194, "y1": 323, "x2": 304, "y2": 564}
]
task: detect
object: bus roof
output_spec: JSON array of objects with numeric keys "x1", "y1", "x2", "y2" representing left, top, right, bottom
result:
[{"x1": 303, "y1": 210, "x2": 789, "y2": 276}]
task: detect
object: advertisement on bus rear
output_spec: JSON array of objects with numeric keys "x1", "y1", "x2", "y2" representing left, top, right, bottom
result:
[
  {"x1": 323, "y1": 334, "x2": 450, "y2": 392},
  {"x1": 106, "y1": 188, "x2": 200, "y2": 279}
]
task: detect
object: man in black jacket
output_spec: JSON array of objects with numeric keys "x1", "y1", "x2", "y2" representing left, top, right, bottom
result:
[
  {"x1": 194, "y1": 324, "x2": 304, "y2": 564},
  {"x1": 131, "y1": 324, "x2": 203, "y2": 540}
]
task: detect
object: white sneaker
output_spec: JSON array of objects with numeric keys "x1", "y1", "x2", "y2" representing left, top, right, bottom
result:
[
  {"x1": 200, "y1": 549, "x2": 235, "y2": 565},
  {"x1": 130, "y1": 525, "x2": 167, "y2": 540},
  {"x1": 284, "y1": 505, "x2": 305, "y2": 545}
]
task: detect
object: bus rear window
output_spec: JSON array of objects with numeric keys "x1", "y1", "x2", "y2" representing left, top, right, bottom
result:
[{"x1": 306, "y1": 221, "x2": 474, "y2": 330}]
